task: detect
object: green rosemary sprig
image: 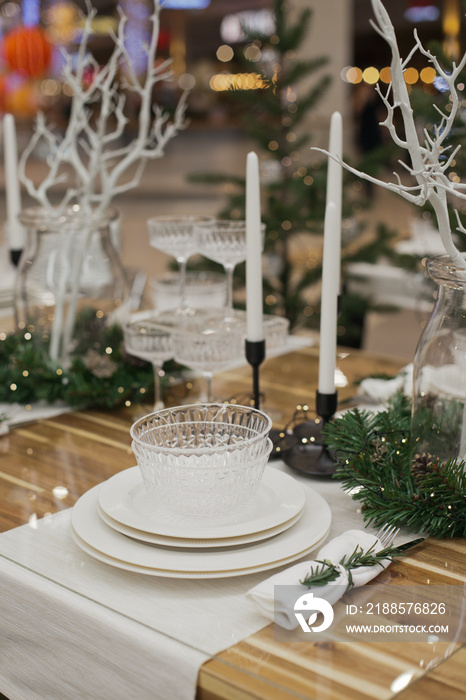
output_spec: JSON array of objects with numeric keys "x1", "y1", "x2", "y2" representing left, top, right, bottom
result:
[
  {"x1": 300, "y1": 559, "x2": 342, "y2": 587},
  {"x1": 300, "y1": 542, "x2": 405, "y2": 589}
]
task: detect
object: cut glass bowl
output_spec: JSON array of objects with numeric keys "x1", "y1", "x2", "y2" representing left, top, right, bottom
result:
[{"x1": 130, "y1": 403, "x2": 273, "y2": 517}]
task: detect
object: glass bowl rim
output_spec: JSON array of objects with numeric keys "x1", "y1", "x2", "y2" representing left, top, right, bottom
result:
[{"x1": 130, "y1": 402, "x2": 273, "y2": 454}]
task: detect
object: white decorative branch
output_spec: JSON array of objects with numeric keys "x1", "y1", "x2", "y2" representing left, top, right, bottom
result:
[
  {"x1": 313, "y1": 0, "x2": 466, "y2": 269},
  {"x1": 18, "y1": 0, "x2": 189, "y2": 218},
  {"x1": 17, "y1": 0, "x2": 190, "y2": 363}
]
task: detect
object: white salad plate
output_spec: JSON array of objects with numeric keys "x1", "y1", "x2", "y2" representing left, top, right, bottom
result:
[
  {"x1": 98, "y1": 466, "x2": 306, "y2": 540},
  {"x1": 97, "y1": 503, "x2": 304, "y2": 548},
  {"x1": 71, "y1": 482, "x2": 332, "y2": 579}
]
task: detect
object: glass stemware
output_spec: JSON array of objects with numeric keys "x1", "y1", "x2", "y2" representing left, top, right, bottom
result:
[
  {"x1": 195, "y1": 219, "x2": 265, "y2": 322},
  {"x1": 150, "y1": 271, "x2": 227, "y2": 313},
  {"x1": 146, "y1": 215, "x2": 214, "y2": 315},
  {"x1": 171, "y1": 320, "x2": 243, "y2": 402},
  {"x1": 123, "y1": 320, "x2": 173, "y2": 411}
]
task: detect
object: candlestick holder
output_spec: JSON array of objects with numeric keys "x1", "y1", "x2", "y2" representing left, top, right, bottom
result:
[
  {"x1": 281, "y1": 390, "x2": 338, "y2": 477},
  {"x1": 10, "y1": 249, "x2": 22, "y2": 266},
  {"x1": 245, "y1": 338, "x2": 265, "y2": 410}
]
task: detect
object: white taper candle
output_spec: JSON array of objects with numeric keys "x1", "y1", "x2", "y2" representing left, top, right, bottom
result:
[
  {"x1": 326, "y1": 111, "x2": 342, "y2": 287},
  {"x1": 246, "y1": 151, "x2": 264, "y2": 342},
  {"x1": 3, "y1": 113, "x2": 25, "y2": 251},
  {"x1": 318, "y1": 111, "x2": 343, "y2": 395},
  {"x1": 318, "y1": 201, "x2": 339, "y2": 394}
]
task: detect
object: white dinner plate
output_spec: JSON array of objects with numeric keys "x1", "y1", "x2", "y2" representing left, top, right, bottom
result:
[
  {"x1": 71, "y1": 482, "x2": 332, "y2": 578},
  {"x1": 71, "y1": 527, "x2": 331, "y2": 579},
  {"x1": 97, "y1": 503, "x2": 305, "y2": 548},
  {"x1": 98, "y1": 466, "x2": 306, "y2": 540}
]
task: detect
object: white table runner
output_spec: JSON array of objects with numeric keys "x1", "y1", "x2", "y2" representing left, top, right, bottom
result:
[{"x1": 0, "y1": 461, "x2": 376, "y2": 700}]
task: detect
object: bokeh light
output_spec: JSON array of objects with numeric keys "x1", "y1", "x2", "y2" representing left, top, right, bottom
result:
[
  {"x1": 216, "y1": 44, "x2": 234, "y2": 62},
  {"x1": 379, "y1": 66, "x2": 391, "y2": 83},
  {"x1": 362, "y1": 66, "x2": 379, "y2": 84},
  {"x1": 404, "y1": 67, "x2": 419, "y2": 84},
  {"x1": 209, "y1": 72, "x2": 266, "y2": 91},
  {"x1": 420, "y1": 66, "x2": 436, "y2": 84}
]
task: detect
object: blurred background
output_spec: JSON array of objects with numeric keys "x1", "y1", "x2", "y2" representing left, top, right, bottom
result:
[{"x1": 1, "y1": 0, "x2": 464, "y2": 359}]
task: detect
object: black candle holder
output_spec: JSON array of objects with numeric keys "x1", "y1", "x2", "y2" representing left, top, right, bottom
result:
[
  {"x1": 281, "y1": 390, "x2": 338, "y2": 477},
  {"x1": 245, "y1": 339, "x2": 265, "y2": 410},
  {"x1": 10, "y1": 249, "x2": 22, "y2": 266}
]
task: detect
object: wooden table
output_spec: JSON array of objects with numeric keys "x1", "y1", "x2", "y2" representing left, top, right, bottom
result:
[{"x1": 1, "y1": 344, "x2": 465, "y2": 700}]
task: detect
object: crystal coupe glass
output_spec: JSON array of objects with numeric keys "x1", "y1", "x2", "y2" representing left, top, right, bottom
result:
[
  {"x1": 150, "y1": 271, "x2": 227, "y2": 313},
  {"x1": 195, "y1": 219, "x2": 265, "y2": 322},
  {"x1": 147, "y1": 215, "x2": 214, "y2": 314},
  {"x1": 171, "y1": 321, "x2": 243, "y2": 403},
  {"x1": 124, "y1": 319, "x2": 173, "y2": 411},
  {"x1": 130, "y1": 403, "x2": 273, "y2": 517}
]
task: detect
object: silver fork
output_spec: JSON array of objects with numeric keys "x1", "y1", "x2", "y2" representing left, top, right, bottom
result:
[{"x1": 375, "y1": 524, "x2": 400, "y2": 549}]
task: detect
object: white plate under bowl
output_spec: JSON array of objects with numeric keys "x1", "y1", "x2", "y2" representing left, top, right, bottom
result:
[
  {"x1": 97, "y1": 503, "x2": 304, "y2": 548},
  {"x1": 98, "y1": 466, "x2": 306, "y2": 540},
  {"x1": 72, "y1": 527, "x2": 331, "y2": 579},
  {"x1": 71, "y1": 482, "x2": 332, "y2": 578}
]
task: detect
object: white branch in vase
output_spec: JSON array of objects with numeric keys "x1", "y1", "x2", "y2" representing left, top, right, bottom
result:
[
  {"x1": 313, "y1": 0, "x2": 466, "y2": 269},
  {"x1": 16, "y1": 0, "x2": 190, "y2": 365},
  {"x1": 18, "y1": 0, "x2": 190, "y2": 218}
]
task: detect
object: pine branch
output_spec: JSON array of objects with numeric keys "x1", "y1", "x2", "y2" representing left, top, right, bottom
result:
[
  {"x1": 284, "y1": 57, "x2": 330, "y2": 86},
  {"x1": 323, "y1": 394, "x2": 466, "y2": 538},
  {"x1": 0, "y1": 320, "x2": 170, "y2": 410},
  {"x1": 278, "y1": 7, "x2": 312, "y2": 51}
]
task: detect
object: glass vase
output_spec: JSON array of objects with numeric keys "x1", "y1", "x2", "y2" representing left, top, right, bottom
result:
[
  {"x1": 412, "y1": 254, "x2": 466, "y2": 463},
  {"x1": 14, "y1": 206, "x2": 130, "y2": 366}
]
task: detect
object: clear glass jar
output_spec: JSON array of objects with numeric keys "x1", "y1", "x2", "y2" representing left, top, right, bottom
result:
[
  {"x1": 14, "y1": 206, "x2": 130, "y2": 366},
  {"x1": 412, "y1": 254, "x2": 466, "y2": 462}
]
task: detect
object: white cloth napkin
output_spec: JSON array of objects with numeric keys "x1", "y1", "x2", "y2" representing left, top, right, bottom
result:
[
  {"x1": 357, "y1": 364, "x2": 413, "y2": 403},
  {"x1": 0, "y1": 400, "x2": 72, "y2": 429},
  {"x1": 246, "y1": 529, "x2": 391, "y2": 630}
]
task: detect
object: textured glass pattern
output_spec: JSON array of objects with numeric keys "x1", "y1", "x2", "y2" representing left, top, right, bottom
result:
[
  {"x1": 123, "y1": 320, "x2": 173, "y2": 365},
  {"x1": 147, "y1": 215, "x2": 210, "y2": 260},
  {"x1": 194, "y1": 219, "x2": 265, "y2": 316},
  {"x1": 195, "y1": 220, "x2": 250, "y2": 267},
  {"x1": 130, "y1": 404, "x2": 273, "y2": 517},
  {"x1": 171, "y1": 326, "x2": 243, "y2": 374}
]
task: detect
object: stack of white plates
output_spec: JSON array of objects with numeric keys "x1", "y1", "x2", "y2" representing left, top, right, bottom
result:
[{"x1": 71, "y1": 466, "x2": 332, "y2": 579}]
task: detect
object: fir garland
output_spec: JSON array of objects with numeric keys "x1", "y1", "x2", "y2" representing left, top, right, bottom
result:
[
  {"x1": 323, "y1": 392, "x2": 466, "y2": 538},
  {"x1": 0, "y1": 312, "x2": 171, "y2": 410}
]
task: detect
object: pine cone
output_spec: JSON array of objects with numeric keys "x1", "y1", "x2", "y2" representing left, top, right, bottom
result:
[
  {"x1": 370, "y1": 435, "x2": 388, "y2": 457},
  {"x1": 411, "y1": 452, "x2": 440, "y2": 481},
  {"x1": 83, "y1": 349, "x2": 117, "y2": 379}
]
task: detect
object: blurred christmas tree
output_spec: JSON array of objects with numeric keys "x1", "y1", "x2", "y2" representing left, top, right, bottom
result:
[{"x1": 189, "y1": 0, "x2": 410, "y2": 346}]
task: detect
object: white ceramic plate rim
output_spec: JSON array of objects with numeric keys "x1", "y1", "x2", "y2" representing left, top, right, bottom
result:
[
  {"x1": 71, "y1": 528, "x2": 331, "y2": 579},
  {"x1": 98, "y1": 466, "x2": 306, "y2": 539},
  {"x1": 97, "y1": 503, "x2": 305, "y2": 548},
  {"x1": 72, "y1": 481, "x2": 332, "y2": 574}
]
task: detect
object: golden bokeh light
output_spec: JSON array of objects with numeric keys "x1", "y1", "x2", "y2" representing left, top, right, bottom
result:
[
  {"x1": 209, "y1": 72, "x2": 266, "y2": 91},
  {"x1": 379, "y1": 67, "x2": 391, "y2": 83},
  {"x1": 420, "y1": 66, "x2": 436, "y2": 84},
  {"x1": 404, "y1": 67, "x2": 419, "y2": 84},
  {"x1": 362, "y1": 66, "x2": 379, "y2": 84}
]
